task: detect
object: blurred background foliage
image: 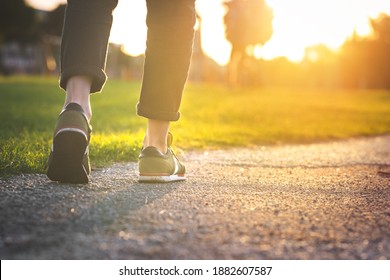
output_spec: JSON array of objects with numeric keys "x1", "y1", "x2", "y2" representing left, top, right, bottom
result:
[{"x1": 1, "y1": 0, "x2": 390, "y2": 89}]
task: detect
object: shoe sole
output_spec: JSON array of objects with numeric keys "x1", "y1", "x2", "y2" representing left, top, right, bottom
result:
[
  {"x1": 138, "y1": 174, "x2": 186, "y2": 183},
  {"x1": 47, "y1": 130, "x2": 89, "y2": 184}
]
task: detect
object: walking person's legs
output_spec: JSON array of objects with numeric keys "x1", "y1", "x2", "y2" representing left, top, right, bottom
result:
[{"x1": 47, "y1": 0, "x2": 196, "y2": 183}]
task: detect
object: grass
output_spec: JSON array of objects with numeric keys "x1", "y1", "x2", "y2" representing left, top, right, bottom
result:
[{"x1": 1, "y1": 76, "x2": 389, "y2": 175}]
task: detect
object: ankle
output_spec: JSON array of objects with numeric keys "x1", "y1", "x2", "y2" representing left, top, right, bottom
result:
[
  {"x1": 64, "y1": 100, "x2": 92, "y2": 120},
  {"x1": 143, "y1": 136, "x2": 168, "y2": 154},
  {"x1": 64, "y1": 76, "x2": 92, "y2": 120},
  {"x1": 143, "y1": 119, "x2": 170, "y2": 153}
]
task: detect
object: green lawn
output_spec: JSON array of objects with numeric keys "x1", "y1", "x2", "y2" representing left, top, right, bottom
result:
[{"x1": 1, "y1": 76, "x2": 389, "y2": 175}]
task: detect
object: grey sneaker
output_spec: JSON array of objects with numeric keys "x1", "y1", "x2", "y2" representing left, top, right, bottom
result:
[
  {"x1": 138, "y1": 133, "x2": 186, "y2": 183},
  {"x1": 47, "y1": 103, "x2": 92, "y2": 184}
]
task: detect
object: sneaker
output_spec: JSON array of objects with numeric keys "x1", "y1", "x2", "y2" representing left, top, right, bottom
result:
[
  {"x1": 138, "y1": 133, "x2": 186, "y2": 183},
  {"x1": 47, "y1": 103, "x2": 92, "y2": 184}
]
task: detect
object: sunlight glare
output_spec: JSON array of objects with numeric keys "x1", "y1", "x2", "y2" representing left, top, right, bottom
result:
[
  {"x1": 109, "y1": 1, "x2": 147, "y2": 57},
  {"x1": 27, "y1": 0, "x2": 390, "y2": 64},
  {"x1": 196, "y1": 0, "x2": 231, "y2": 65},
  {"x1": 25, "y1": 0, "x2": 66, "y2": 11},
  {"x1": 260, "y1": 0, "x2": 390, "y2": 62}
]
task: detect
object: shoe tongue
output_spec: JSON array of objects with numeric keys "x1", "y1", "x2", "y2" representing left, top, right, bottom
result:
[
  {"x1": 167, "y1": 132, "x2": 173, "y2": 147},
  {"x1": 65, "y1": 103, "x2": 84, "y2": 113}
]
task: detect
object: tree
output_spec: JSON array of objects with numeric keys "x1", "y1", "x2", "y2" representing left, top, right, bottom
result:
[
  {"x1": 370, "y1": 13, "x2": 390, "y2": 44},
  {"x1": 39, "y1": 5, "x2": 66, "y2": 74},
  {"x1": 40, "y1": 4, "x2": 66, "y2": 37},
  {"x1": 0, "y1": 0, "x2": 39, "y2": 43},
  {"x1": 223, "y1": 0, "x2": 273, "y2": 85},
  {"x1": 340, "y1": 13, "x2": 390, "y2": 89}
]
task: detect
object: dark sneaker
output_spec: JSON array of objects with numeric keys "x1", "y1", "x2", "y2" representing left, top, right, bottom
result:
[
  {"x1": 47, "y1": 103, "x2": 92, "y2": 184},
  {"x1": 138, "y1": 133, "x2": 186, "y2": 183}
]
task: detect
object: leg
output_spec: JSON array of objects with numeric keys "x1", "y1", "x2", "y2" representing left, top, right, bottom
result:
[
  {"x1": 144, "y1": 119, "x2": 170, "y2": 153},
  {"x1": 64, "y1": 75, "x2": 92, "y2": 119},
  {"x1": 60, "y1": 0, "x2": 118, "y2": 119},
  {"x1": 138, "y1": 0, "x2": 196, "y2": 182},
  {"x1": 48, "y1": 0, "x2": 118, "y2": 183},
  {"x1": 138, "y1": 0, "x2": 196, "y2": 153}
]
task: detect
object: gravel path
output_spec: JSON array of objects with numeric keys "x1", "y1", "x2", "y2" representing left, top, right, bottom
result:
[{"x1": 1, "y1": 135, "x2": 389, "y2": 259}]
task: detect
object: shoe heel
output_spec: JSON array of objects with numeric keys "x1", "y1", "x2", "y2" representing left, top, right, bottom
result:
[{"x1": 47, "y1": 131, "x2": 89, "y2": 184}]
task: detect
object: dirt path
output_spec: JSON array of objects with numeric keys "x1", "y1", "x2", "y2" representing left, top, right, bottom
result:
[{"x1": 1, "y1": 135, "x2": 389, "y2": 259}]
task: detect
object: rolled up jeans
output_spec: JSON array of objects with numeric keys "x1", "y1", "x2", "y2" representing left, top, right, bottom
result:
[{"x1": 60, "y1": 0, "x2": 196, "y2": 121}]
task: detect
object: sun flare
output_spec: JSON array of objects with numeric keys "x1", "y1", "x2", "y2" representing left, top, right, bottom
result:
[
  {"x1": 109, "y1": 1, "x2": 147, "y2": 57},
  {"x1": 259, "y1": 0, "x2": 390, "y2": 62},
  {"x1": 28, "y1": 0, "x2": 390, "y2": 64}
]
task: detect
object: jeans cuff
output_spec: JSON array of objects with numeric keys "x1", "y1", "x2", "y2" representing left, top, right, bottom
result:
[
  {"x1": 137, "y1": 103, "x2": 180, "y2": 122},
  {"x1": 60, "y1": 65, "x2": 107, "y2": 93}
]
